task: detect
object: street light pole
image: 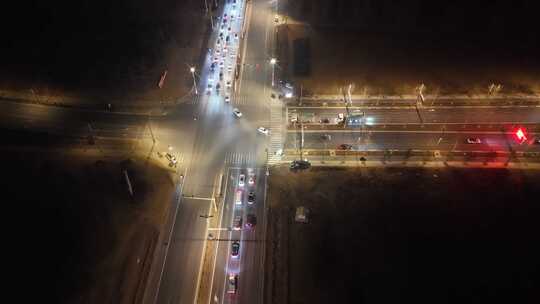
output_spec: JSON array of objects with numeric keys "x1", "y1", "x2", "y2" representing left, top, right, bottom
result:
[
  {"x1": 270, "y1": 58, "x2": 277, "y2": 87},
  {"x1": 190, "y1": 67, "x2": 198, "y2": 95}
]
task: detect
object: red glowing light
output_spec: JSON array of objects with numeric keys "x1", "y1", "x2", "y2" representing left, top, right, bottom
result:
[{"x1": 516, "y1": 128, "x2": 527, "y2": 141}]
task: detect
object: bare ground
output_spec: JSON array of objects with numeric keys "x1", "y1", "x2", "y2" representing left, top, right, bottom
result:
[
  {"x1": 266, "y1": 166, "x2": 540, "y2": 304},
  {"x1": 2, "y1": 147, "x2": 175, "y2": 303},
  {"x1": 278, "y1": 23, "x2": 540, "y2": 96},
  {"x1": 0, "y1": 0, "x2": 214, "y2": 109}
]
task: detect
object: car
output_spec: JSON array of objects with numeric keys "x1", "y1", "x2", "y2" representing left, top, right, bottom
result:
[
  {"x1": 219, "y1": 61, "x2": 224, "y2": 67},
  {"x1": 215, "y1": 49, "x2": 221, "y2": 55},
  {"x1": 234, "y1": 189, "x2": 242, "y2": 205},
  {"x1": 220, "y1": 24, "x2": 225, "y2": 32},
  {"x1": 165, "y1": 153, "x2": 177, "y2": 166},
  {"x1": 535, "y1": 138, "x2": 540, "y2": 145},
  {"x1": 231, "y1": 241, "x2": 240, "y2": 258},
  {"x1": 466, "y1": 138, "x2": 482, "y2": 144},
  {"x1": 227, "y1": 274, "x2": 238, "y2": 294},
  {"x1": 215, "y1": 83, "x2": 221, "y2": 91},
  {"x1": 219, "y1": 72, "x2": 224, "y2": 80},
  {"x1": 257, "y1": 127, "x2": 269, "y2": 135},
  {"x1": 226, "y1": 35, "x2": 230, "y2": 42},
  {"x1": 210, "y1": 62, "x2": 216, "y2": 71},
  {"x1": 320, "y1": 118, "x2": 330, "y2": 123},
  {"x1": 247, "y1": 192, "x2": 255, "y2": 204},
  {"x1": 233, "y1": 108, "x2": 242, "y2": 118},
  {"x1": 228, "y1": 26, "x2": 232, "y2": 32},
  {"x1": 290, "y1": 160, "x2": 311, "y2": 170},
  {"x1": 290, "y1": 114, "x2": 298, "y2": 123},
  {"x1": 245, "y1": 214, "x2": 257, "y2": 229},
  {"x1": 233, "y1": 215, "x2": 242, "y2": 230},
  {"x1": 234, "y1": 33, "x2": 239, "y2": 40},
  {"x1": 238, "y1": 174, "x2": 245, "y2": 187},
  {"x1": 226, "y1": 80, "x2": 232, "y2": 88},
  {"x1": 338, "y1": 144, "x2": 353, "y2": 150},
  {"x1": 336, "y1": 113, "x2": 345, "y2": 123},
  {"x1": 320, "y1": 134, "x2": 331, "y2": 140},
  {"x1": 217, "y1": 38, "x2": 221, "y2": 45},
  {"x1": 225, "y1": 95, "x2": 230, "y2": 103},
  {"x1": 206, "y1": 84, "x2": 212, "y2": 93},
  {"x1": 248, "y1": 174, "x2": 255, "y2": 185}
]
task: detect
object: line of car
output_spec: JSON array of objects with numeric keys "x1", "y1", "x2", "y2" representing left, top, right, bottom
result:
[
  {"x1": 228, "y1": 170, "x2": 258, "y2": 295},
  {"x1": 210, "y1": 0, "x2": 270, "y2": 138},
  {"x1": 207, "y1": 1, "x2": 240, "y2": 102}
]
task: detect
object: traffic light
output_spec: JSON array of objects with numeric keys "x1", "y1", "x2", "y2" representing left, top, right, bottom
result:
[{"x1": 515, "y1": 128, "x2": 527, "y2": 143}]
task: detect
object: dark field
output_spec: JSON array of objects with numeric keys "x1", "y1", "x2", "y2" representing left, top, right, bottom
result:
[
  {"x1": 279, "y1": 0, "x2": 540, "y2": 95},
  {"x1": 0, "y1": 0, "x2": 210, "y2": 103},
  {"x1": 1, "y1": 149, "x2": 173, "y2": 303},
  {"x1": 267, "y1": 167, "x2": 540, "y2": 304}
]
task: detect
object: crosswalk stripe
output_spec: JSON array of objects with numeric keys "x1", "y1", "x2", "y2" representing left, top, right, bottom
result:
[
  {"x1": 268, "y1": 102, "x2": 284, "y2": 165},
  {"x1": 224, "y1": 152, "x2": 258, "y2": 164}
]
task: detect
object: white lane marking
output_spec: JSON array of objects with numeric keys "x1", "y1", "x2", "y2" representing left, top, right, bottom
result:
[
  {"x1": 193, "y1": 171, "x2": 220, "y2": 304},
  {"x1": 289, "y1": 129, "x2": 539, "y2": 135},
  {"x1": 208, "y1": 167, "x2": 231, "y2": 304},
  {"x1": 287, "y1": 104, "x2": 540, "y2": 110},
  {"x1": 154, "y1": 165, "x2": 188, "y2": 303}
]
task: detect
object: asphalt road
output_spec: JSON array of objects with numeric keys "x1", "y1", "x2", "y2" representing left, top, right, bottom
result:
[
  {"x1": 288, "y1": 105, "x2": 540, "y2": 125},
  {"x1": 204, "y1": 1, "x2": 276, "y2": 303},
  {"x1": 2, "y1": 0, "x2": 540, "y2": 303},
  {"x1": 287, "y1": 130, "x2": 540, "y2": 153},
  {"x1": 156, "y1": 0, "x2": 274, "y2": 303}
]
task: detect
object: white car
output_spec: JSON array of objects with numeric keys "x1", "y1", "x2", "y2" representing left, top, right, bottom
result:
[
  {"x1": 238, "y1": 174, "x2": 245, "y2": 187},
  {"x1": 466, "y1": 138, "x2": 482, "y2": 144},
  {"x1": 227, "y1": 274, "x2": 238, "y2": 294},
  {"x1": 226, "y1": 80, "x2": 232, "y2": 88},
  {"x1": 233, "y1": 108, "x2": 242, "y2": 118},
  {"x1": 165, "y1": 153, "x2": 177, "y2": 165},
  {"x1": 234, "y1": 33, "x2": 239, "y2": 40},
  {"x1": 336, "y1": 113, "x2": 345, "y2": 123},
  {"x1": 248, "y1": 174, "x2": 255, "y2": 185},
  {"x1": 257, "y1": 127, "x2": 269, "y2": 135},
  {"x1": 235, "y1": 189, "x2": 242, "y2": 205},
  {"x1": 225, "y1": 95, "x2": 230, "y2": 103}
]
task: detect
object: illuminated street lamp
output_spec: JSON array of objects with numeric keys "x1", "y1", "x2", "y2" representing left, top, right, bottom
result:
[
  {"x1": 190, "y1": 67, "x2": 198, "y2": 95},
  {"x1": 270, "y1": 58, "x2": 277, "y2": 87}
]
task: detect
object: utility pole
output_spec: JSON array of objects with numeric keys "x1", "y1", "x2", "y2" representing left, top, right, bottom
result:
[
  {"x1": 300, "y1": 122, "x2": 305, "y2": 161},
  {"x1": 124, "y1": 170, "x2": 134, "y2": 197},
  {"x1": 299, "y1": 84, "x2": 303, "y2": 106},
  {"x1": 342, "y1": 87, "x2": 350, "y2": 129},
  {"x1": 147, "y1": 115, "x2": 156, "y2": 144}
]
